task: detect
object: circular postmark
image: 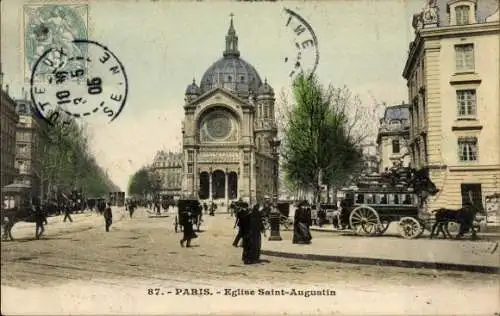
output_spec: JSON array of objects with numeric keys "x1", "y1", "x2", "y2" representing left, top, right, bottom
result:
[
  {"x1": 30, "y1": 40, "x2": 128, "y2": 125},
  {"x1": 282, "y1": 8, "x2": 319, "y2": 80}
]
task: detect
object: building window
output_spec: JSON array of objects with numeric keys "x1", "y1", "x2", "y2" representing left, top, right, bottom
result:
[
  {"x1": 456, "y1": 89, "x2": 476, "y2": 117},
  {"x1": 458, "y1": 137, "x2": 477, "y2": 162},
  {"x1": 392, "y1": 139, "x2": 400, "y2": 154},
  {"x1": 17, "y1": 144, "x2": 27, "y2": 154},
  {"x1": 228, "y1": 76, "x2": 232, "y2": 82},
  {"x1": 455, "y1": 5, "x2": 470, "y2": 25},
  {"x1": 461, "y1": 183, "x2": 482, "y2": 209},
  {"x1": 187, "y1": 164, "x2": 193, "y2": 174},
  {"x1": 455, "y1": 44, "x2": 474, "y2": 72}
]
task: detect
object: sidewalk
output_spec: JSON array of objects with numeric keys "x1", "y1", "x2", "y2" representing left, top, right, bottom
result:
[
  {"x1": 261, "y1": 230, "x2": 500, "y2": 274},
  {"x1": 6, "y1": 207, "x2": 127, "y2": 239}
]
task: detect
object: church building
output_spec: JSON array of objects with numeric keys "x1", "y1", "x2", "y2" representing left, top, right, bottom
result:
[{"x1": 181, "y1": 16, "x2": 278, "y2": 204}]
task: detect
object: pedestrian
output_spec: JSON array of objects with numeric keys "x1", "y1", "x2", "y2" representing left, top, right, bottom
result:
[
  {"x1": 232, "y1": 201, "x2": 247, "y2": 247},
  {"x1": 180, "y1": 208, "x2": 197, "y2": 247},
  {"x1": 241, "y1": 204, "x2": 266, "y2": 264},
  {"x1": 203, "y1": 202, "x2": 208, "y2": 215},
  {"x1": 209, "y1": 202, "x2": 216, "y2": 216},
  {"x1": 33, "y1": 201, "x2": 46, "y2": 239},
  {"x1": 292, "y1": 200, "x2": 312, "y2": 244},
  {"x1": 129, "y1": 200, "x2": 135, "y2": 219},
  {"x1": 63, "y1": 202, "x2": 73, "y2": 223},
  {"x1": 103, "y1": 202, "x2": 113, "y2": 232}
]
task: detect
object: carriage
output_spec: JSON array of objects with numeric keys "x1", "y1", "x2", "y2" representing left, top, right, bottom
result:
[
  {"x1": 340, "y1": 185, "x2": 428, "y2": 239},
  {"x1": 1, "y1": 183, "x2": 32, "y2": 211},
  {"x1": 261, "y1": 201, "x2": 293, "y2": 231},
  {"x1": 174, "y1": 198, "x2": 202, "y2": 233}
]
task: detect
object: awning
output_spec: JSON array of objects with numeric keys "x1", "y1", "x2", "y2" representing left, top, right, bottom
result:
[{"x1": 1, "y1": 183, "x2": 32, "y2": 193}]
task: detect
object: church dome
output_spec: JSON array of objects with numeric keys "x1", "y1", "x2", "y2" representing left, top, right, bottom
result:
[
  {"x1": 200, "y1": 57, "x2": 262, "y2": 96},
  {"x1": 199, "y1": 14, "x2": 263, "y2": 97},
  {"x1": 257, "y1": 79, "x2": 274, "y2": 96},
  {"x1": 185, "y1": 79, "x2": 201, "y2": 95}
]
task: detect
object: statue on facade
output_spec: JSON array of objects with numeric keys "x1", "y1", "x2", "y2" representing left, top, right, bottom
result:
[
  {"x1": 412, "y1": 12, "x2": 424, "y2": 34},
  {"x1": 422, "y1": 0, "x2": 439, "y2": 25}
]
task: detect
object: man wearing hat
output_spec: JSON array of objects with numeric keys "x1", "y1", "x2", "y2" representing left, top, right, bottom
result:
[
  {"x1": 180, "y1": 206, "x2": 198, "y2": 247},
  {"x1": 232, "y1": 199, "x2": 248, "y2": 247},
  {"x1": 103, "y1": 202, "x2": 113, "y2": 232},
  {"x1": 293, "y1": 200, "x2": 312, "y2": 244}
]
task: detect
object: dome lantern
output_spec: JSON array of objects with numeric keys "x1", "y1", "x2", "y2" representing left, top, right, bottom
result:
[
  {"x1": 223, "y1": 13, "x2": 240, "y2": 58},
  {"x1": 185, "y1": 78, "x2": 201, "y2": 96},
  {"x1": 258, "y1": 78, "x2": 274, "y2": 96}
]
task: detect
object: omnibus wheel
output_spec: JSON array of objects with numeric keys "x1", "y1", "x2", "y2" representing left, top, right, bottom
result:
[
  {"x1": 398, "y1": 217, "x2": 422, "y2": 239},
  {"x1": 349, "y1": 205, "x2": 380, "y2": 236}
]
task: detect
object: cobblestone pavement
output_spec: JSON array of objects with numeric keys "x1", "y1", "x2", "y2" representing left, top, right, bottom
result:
[{"x1": 1, "y1": 208, "x2": 498, "y2": 315}]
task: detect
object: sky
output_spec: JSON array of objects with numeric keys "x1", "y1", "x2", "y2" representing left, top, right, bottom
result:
[{"x1": 1, "y1": 0, "x2": 424, "y2": 191}]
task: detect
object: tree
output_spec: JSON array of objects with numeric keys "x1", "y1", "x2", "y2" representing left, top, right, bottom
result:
[
  {"x1": 128, "y1": 167, "x2": 155, "y2": 197},
  {"x1": 35, "y1": 112, "x2": 118, "y2": 200},
  {"x1": 280, "y1": 73, "x2": 366, "y2": 203}
]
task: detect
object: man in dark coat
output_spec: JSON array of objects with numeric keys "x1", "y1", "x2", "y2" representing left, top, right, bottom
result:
[
  {"x1": 33, "y1": 202, "x2": 46, "y2": 239},
  {"x1": 292, "y1": 200, "x2": 312, "y2": 244},
  {"x1": 128, "y1": 200, "x2": 136, "y2": 218},
  {"x1": 232, "y1": 200, "x2": 248, "y2": 247},
  {"x1": 241, "y1": 204, "x2": 266, "y2": 264},
  {"x1": 103, "y1": 202, "x2": 113, "y2": 232},
  {"x1": 63, "y1": 202, "x2": 73, "y2": 222},
  {"x1": 203, "y1": 202, "x2": 208, "y2": 214},
  {"x1": 180, "y1": 207, "x2": 197, "y2": 247}
]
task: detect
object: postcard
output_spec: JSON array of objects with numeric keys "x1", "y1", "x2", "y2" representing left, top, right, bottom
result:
[{"x1": 1, "y1": 0, "x2": 499, "y2": 315}]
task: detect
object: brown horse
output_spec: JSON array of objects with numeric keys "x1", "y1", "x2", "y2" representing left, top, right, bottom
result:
[{"x1": 1, "y1": 206, "x2": 48, "y2": 241}]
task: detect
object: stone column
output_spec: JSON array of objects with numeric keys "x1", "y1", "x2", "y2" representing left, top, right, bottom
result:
[
  {"x1": 209, "y1": 171, "x2": 213, "y2": 202},
  {"x1": 225, "y1": 170, "x2": 229, "y2": 211},
  {"x1": 236, "y1": 173, "x2": 239, "y2": 199}
]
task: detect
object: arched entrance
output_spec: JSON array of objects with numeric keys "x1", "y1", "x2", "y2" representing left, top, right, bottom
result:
[
  {"x1": 199, "y1": 172, "x2": 209, "y2": 199},
  {"x1": 228, "y1": 172, "x2": 238, "y2": 199},
  {"x1": 212, "y1": 170, "x2": 225, "y2": 199}
]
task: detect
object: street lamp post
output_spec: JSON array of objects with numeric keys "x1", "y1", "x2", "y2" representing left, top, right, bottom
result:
[{"x1": 268, "y1": 136, "x2": 282, "y2": 241}]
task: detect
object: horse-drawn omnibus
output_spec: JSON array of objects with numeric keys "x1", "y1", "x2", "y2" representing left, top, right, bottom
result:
[
  {"x1": 109, "y1": 192, "x2": 125, "y2": 207},
  {"x1": 340, "y1": 185, "x2": 427, "y2": 239}
]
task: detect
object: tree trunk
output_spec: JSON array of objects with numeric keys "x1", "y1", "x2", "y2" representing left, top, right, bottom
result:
[{"x1": 39, "y1": 174, "x2": 45, "y2": 202}]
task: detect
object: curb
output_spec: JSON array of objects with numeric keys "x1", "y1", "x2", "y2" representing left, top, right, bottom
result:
[
  {"x1": 309, "y1": 226, "x2": 500, "y2": 238},
  {"x1": 260, "y1": 249, "x2": 499, "y2": 274}
]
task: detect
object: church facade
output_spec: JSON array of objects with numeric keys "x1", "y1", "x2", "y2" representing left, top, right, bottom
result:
[{"x1": 181, "y1": 16, "x2": 277, "y2": 204}]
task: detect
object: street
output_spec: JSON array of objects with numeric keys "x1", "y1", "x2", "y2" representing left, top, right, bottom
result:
[{"x1": 1, "y1": 207, "x2": 499, "y2": 315}]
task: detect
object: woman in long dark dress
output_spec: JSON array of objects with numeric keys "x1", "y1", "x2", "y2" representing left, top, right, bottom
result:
[
  {"x1": 241, "y1": 204, "x2": 265, "y2": 264},
  {"x1": 180, "y1": 208, "x2": 198, "y2": 247},
  {"x1": 293, "y1": 201, "x2": 312, "y2": 244}
]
